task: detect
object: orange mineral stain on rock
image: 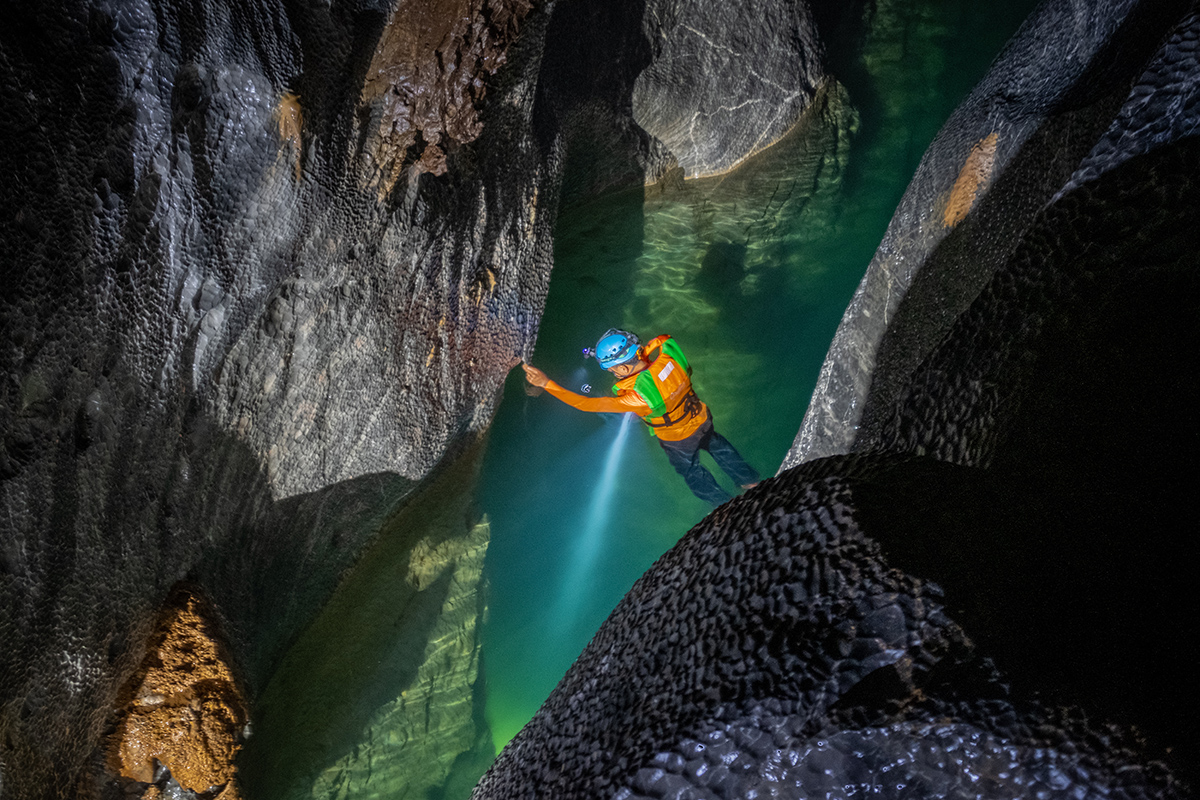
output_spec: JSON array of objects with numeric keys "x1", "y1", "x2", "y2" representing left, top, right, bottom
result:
[
  {"x1": 108, "y1": 585, "x2": 247, "y2": 798},
  {"x1": 943, "y1": 132, "x2": 998, "y2": 228},
  {"x1": 277, "y1": 92, "x2": 303, "y2": 183}
]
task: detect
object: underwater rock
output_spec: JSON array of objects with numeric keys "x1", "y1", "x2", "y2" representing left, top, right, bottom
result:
[
  {"x1": 787, "y1": 0, "x2": 1198, "y2": 467},
  {"x1": 238, "y1": 443, "x2": 494, "y2": 800},
  {"x1": 309, "y1": 519, "x2": 492, "y2": 798},
  {"x1": 630, "y1": 78, "x2": 858, "y2": 336}
]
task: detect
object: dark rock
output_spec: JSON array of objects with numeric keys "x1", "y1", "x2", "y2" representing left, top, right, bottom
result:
[
  {"x1": 359, "y1": 0, "x2": 534, "y2": 188},
  {"x1": 786, "y1": 0, "x2": 1197, "y2": 467},
  {"x1": 0, "y1": 0, "x2": 553, "y2": 793},
  {"x1": 474, "y1": 456, "x2": 1189, "y2": 798},
  {"x1": 0, "y1": 0, "x2": 837, "y2": 795},
  {"x1": 475, "y1": 1, "x2": 1199, "y2": 797}
]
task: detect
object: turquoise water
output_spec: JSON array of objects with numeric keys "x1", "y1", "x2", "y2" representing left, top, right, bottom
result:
[{"x1": 477, "y1": 1, "x2": 1037, "y2": 752}]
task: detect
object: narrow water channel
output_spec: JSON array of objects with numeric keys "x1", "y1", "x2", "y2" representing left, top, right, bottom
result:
[{"x1": 478, "y1": 0, "x2": 1038, "y2": 751}]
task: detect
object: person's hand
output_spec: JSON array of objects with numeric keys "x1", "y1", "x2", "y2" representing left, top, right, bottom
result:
[{"x1": 522, "y1": 363, "x2": 549, "y2": 388}]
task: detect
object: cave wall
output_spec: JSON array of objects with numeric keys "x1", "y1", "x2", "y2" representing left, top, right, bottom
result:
[
  {"x1": 0, "y1": 0, "x2": 829, "y2": 796},
  {"x1": 0, "y1": 0, "x2": 557, "y2": 792},
  {"x1": 785, "y1": 0, "x2": 1197, "y2": 468}
]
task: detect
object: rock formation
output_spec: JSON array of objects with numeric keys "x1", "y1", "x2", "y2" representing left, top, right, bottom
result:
[
  {"x1": 236, "y1": 439, "x2": 495, "y2": 800},
  {"x1": 474, "y1": 454, "x2": 1191, "y2": 799},
  {"x1": 0, "y1": 0, "x2": 550, "y2": 791},
  {"x1": 787, "y1": 0, "x2": 1199, "y2": 467},
  {"x1": 0, "y1": 0, "x2": 825, "y2": 796},
  {"x1": 108, "y1": 586, "x2": 248, "y2": 798},
  {"x1": 631, "y1": 0, "x2": 824, "y2": 179}
]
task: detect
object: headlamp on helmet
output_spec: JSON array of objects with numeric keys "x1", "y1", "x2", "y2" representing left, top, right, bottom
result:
[{"x1": 591, "y1": 329, "x2": 641, "y2": 370}]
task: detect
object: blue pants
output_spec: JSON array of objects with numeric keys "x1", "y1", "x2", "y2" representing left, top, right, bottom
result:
[{"x1": 658, "y1": 418, "x2": 760, "y2": 507}]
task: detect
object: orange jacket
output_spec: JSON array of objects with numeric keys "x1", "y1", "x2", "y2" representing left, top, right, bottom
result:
[{"x1": 542, "y1": 335, "x2": 708, "y2": 441}]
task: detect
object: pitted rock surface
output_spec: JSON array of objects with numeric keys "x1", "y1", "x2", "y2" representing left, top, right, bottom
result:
[
  {"x1": 879, "y1": 138, "x2": 1200, "y2": 470},
  {"x1": 621, "y1": 719, "x2": 1165, "y2": 800},
  {"x1": 473, "y1": 457, "x2": 1185, "y2": 799},
  {"x1": 1058, "y1": 8, "x2": 1200, "y2": 196},
  {"x1": 0, "y1": 0, "x2": 837, "y2": 794},
  {"x1": 786, "y1": 0, "x2": 1196, "y2": 468},
  {"x1": 475, "y1": 461, "x2": 956, "y2": 799}
]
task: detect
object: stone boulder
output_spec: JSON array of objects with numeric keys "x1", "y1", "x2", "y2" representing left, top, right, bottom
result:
[{"x1": 632, "y1": 0, "x2": 824, "y2": 179}]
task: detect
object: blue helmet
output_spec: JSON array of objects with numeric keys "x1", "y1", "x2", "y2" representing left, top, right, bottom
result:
[{"x1": 593, "y1": 329, "x2": 641, "y2": 369}]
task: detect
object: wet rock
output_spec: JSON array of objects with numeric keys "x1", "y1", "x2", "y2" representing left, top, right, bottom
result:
[
  {"x1": 787, "y1": 0, "x2": 1198, "y2": 467},
  {"x1": 0, "y1": 0, "x2": 552, "y2": 794},
  {"x1": 1, "y1": 0, "x2": 834, "y2": 793},
  {"x1": 473, "y1": 456, "x2": 1189, "y2": 799},
  {"x1": 304, "y1": 517, "x2": 492, "y2": 799},
  {"x1": 359, "y1": 0, "x2": 534, "y2": 192},
  {"x1": 107, "y1": 585, "x2": 246, "y2": 798}
]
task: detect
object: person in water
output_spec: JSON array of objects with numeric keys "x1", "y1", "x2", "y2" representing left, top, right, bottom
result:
[{"x1": 522, "y1": 328, "x2": 760, "y2": 507}]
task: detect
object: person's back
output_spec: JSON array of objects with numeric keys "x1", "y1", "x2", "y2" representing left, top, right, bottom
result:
[{"x1": 522, "y1": 329, "x2": 759, "y2": 506}]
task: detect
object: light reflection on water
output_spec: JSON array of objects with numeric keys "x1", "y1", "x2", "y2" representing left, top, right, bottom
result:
[{"x1": 548, "y1": 412, "x2": 635, "y2": 637}]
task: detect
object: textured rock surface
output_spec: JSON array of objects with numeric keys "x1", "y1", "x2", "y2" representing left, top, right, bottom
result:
[
  {"x1": 360, "y1": 0, "x2": 533, "y2": 187},
  {"x1": 474, "y1": 457, "x2": 1190, "y2": 798},
  {"x1": 0, "y1": 0, "x2": 827, "y2": 795},
  {"x1": 786, "y1": 0, "x2": 1196, "y2": 467},
  {"x1": 632, "y1": 0, "x2": 824, "y2": 179},
  {"x1": 108, "y1": 586, "x2": 247, "y2": 797},
  {"x1": 475, "y1": 458, "x2": 955, "y2": 799},
  {"x1": 0, "y1": 0, "x2": 553, "y2": 793}
]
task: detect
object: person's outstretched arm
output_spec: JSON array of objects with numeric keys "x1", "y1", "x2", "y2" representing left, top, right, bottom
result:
[{"x1": 522, "y1": 364, "x2": 647, "y2": 415}]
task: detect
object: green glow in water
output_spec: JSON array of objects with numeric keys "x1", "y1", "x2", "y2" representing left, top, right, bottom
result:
[{"x1": 477, "y1": 0, "x2": 1038, "y2": 761}]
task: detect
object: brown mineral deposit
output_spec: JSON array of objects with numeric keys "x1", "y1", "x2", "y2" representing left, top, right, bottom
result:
[
  {"x1": 108, "y1": 586, "x2": 247, "y2": 797},
  {"x1": 277, "y1": 92, "x2": 303, "y2": 182},
  {"x1": 943, "y1": 132, "x2": 998, "y2": 228},
  {"x1": 359, "y1": 0, "x2": 534, "y2": 194}
]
